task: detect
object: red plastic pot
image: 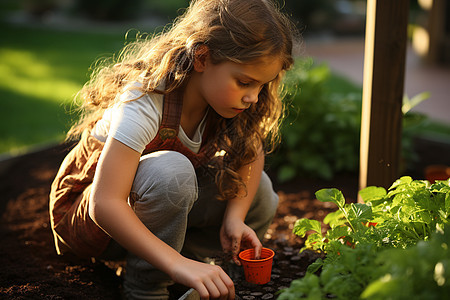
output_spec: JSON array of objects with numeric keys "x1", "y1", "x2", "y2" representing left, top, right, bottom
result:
[{"x1": 238, "y1": 247, "x2": 274, "y2": 285}]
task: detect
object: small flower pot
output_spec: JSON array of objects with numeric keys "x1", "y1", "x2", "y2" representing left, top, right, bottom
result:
[
  {"x1": 425, "y1": 165, "x2": 450, "y2": 183},
  {"x1": 238, "y1": 247, "x2": 275, "y2": 285}
]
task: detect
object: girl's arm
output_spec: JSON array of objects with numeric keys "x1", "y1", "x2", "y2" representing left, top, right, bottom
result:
[
  {"x1": 220, "y1": 149, "x2": 265, "y2": 265},
  {"x1": 89, "y1": 137, "x2": 235, "y2": 299}
]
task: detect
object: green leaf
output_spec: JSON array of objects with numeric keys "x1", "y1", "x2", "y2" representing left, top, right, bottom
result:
[
  {"x1": 277, "y1": 273, "x2": 322, "y2": 300},
  {"x1": 361, "y1": 274, "x2": 401, "y2": 298},
  {"x1": 348, "y1": 203, "x2": 373, "y2": 224},
  {"x1": 323, "y1": 210, "x2": 346, "y2": 227},
  {"x1": 359, "y1": 186, "x2": 387, "y2": 203},
  {"x1": 417, "y1": 211, "x2": 432, "y2": 224},
  {"x1": 293, "y1": 219, "x2": 322, "y2": 238},
  {"x1": 306, "y1": 258, "x2": 324, "y2": 274},
  {"x1": 389, "y1": 176, "x2": 413, "y2": 190},
  {"x1": 315, "y1": 188, "x2": 345, "y2": 208},
  {"x1": 399, "y1": 205, "x2": 421, "y2": 222},
  {"x1": 402, "y1": 91, "x2": 430, "y2": 114},
  {"x1": 304, "y1": 233, "x2": 325, "y2": 252},
  {"x1": 327, "y1": 225, "x2": 351, "y2": 241}
]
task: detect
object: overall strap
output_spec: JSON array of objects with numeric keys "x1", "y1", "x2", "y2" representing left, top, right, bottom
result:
[
  {"x1": 158, "y1": 87, "x2": 183, "y2": 140},
  {"x1": 144, "y1": 83, "x2": 218, "y2": 168}
]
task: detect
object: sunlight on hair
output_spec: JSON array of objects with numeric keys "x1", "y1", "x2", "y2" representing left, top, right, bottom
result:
[{"x1": 214, "y1": 150, "x2": 226, "y2": 157}]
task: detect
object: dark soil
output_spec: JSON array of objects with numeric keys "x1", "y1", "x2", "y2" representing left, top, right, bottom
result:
[{"x1": 1, "y1": 137, "x2": 448, "y2": 299}]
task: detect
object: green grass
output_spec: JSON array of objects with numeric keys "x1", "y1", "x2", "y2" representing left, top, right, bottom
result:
[{"x1": 0, "y1": 22, "x2": 126, "y2": 155}]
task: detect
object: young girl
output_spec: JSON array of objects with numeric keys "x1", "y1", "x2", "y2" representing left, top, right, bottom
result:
[{"x1": 49, "y1": 0, "x2": 295, "y2": 298}]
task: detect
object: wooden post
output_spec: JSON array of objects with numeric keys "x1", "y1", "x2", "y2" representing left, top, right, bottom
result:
[
  {"x1": 428, "y1": 0, "x2": 447, "y2": 64},
  {"x1": 359, "y1": 0, "x2": 409, "y2": 195}
]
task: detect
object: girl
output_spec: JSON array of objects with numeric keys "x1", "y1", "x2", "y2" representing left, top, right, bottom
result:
[{"x1": 49, "y1": 0, "x2": 295, "y2": 299}]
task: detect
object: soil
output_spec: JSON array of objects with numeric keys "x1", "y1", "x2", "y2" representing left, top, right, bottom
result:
[{"x1": 1, "y1": 137, "x2": 448, "y2": 299}]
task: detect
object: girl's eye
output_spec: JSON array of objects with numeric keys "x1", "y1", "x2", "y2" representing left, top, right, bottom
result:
[{"x1": 237, "y1": 80, "x2": 250, "y2": 87}]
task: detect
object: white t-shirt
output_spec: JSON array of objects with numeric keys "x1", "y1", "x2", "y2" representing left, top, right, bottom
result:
[{"x1": 91, "y1": 82, "x2": 207, "y2": 154}]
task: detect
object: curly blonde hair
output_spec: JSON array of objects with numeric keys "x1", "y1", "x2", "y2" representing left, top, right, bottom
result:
[{"x1": 68, "y1": 0, "x2": 296, "y2": 200}]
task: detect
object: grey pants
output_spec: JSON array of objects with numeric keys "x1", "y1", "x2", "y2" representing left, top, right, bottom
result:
[{"x1": 122, "y1": 151, "x2": 279, "y2": 299}]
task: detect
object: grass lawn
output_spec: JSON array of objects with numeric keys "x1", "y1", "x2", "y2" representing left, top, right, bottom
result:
[{"x1": 0, "y1": 22, "x2": 126, "y2": 155}]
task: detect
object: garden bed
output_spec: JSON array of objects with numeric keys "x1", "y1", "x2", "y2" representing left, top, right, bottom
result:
[
  {"x1": 1, "y1": 136, "x2": 448, "y2": 299},
  {"x1": 0, "y1": 143, "x2": 357, "y2": 299}
]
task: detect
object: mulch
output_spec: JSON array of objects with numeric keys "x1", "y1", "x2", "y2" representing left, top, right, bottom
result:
[{"x1": 0, "y1": 137, "x2": 447, "y2": 299}]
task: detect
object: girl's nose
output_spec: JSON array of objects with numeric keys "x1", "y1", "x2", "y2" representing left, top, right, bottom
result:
[{"x1": 242, "y1": 89, "x2": 259, "y2": 104}]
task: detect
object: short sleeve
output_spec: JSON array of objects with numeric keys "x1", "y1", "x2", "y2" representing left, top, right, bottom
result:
[{"x1": 108, "y1": 88, "x2": 163, "y2": 153}]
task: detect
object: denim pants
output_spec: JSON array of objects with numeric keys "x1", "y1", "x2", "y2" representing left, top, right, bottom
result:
[{"x1": 122, "y1": 151, "x2": 279, "y2": 299}]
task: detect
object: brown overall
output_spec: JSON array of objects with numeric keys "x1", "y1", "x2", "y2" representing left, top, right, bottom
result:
[{"x1": 49, "y1": 88, "x2": 217, "y2": 258}]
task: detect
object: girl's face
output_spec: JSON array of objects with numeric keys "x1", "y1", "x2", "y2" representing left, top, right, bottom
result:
[{"x1": 194, "y1": 54, "x2": 283, "y2": 119}]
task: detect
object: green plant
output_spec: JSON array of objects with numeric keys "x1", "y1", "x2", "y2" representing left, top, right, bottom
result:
[
  {"x1": 278, "y1": 227, "x2": 450, "y2": 300},
  {"x1": 270, "y1": 58, "x2": 362, "y2": 182},
  {"x1": 296, "y1": 176, "x2": 449, "y2": 253},
  {"x1": 278, "y1": 243, "x2": 380, "y2": 300},
  {"x1": 277, "y1": 176, "x2": 450, "y2": 299},
  {"x1": 361, "y1": 226, "x2": 450, "y2": 299},
  {"x1": 270, "y1": 58, "x2": 445, "y2": 183}
]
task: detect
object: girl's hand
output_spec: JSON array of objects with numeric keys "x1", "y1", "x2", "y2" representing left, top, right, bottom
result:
[
  {"x1": 169, "y1": 257, "x2": 235, "y2": 300},
  {"x1": 220, "y1": 218, "x2": 262, "y2": 265}
]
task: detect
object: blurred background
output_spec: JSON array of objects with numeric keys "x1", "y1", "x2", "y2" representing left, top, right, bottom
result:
[{"x1": 0, "y1": 0, "x2": 449, "y2": 181}]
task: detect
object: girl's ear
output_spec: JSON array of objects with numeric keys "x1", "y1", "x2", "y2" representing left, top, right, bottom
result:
[{"x1": 193, "y1": 45, "x2": 210, "y2": 72}]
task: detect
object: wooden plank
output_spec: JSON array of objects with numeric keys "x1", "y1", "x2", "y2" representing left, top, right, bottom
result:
[{"x1": 359, "y1": 0, "x2": 409, "y2": 194}]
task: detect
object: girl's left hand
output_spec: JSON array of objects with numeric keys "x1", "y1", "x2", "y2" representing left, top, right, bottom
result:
[{"x1": 220, "y1": 218, "x2": 262, "y2": 265}]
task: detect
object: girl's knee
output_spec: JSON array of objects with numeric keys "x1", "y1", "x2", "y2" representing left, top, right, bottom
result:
[{"x1": 132, "y1": 151, "x2": 198, "y2": 209}]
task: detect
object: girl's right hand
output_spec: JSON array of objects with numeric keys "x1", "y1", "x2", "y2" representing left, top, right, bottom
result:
[{"x1": 169, "y1": 257, "x2": 235, "y2": 300}]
